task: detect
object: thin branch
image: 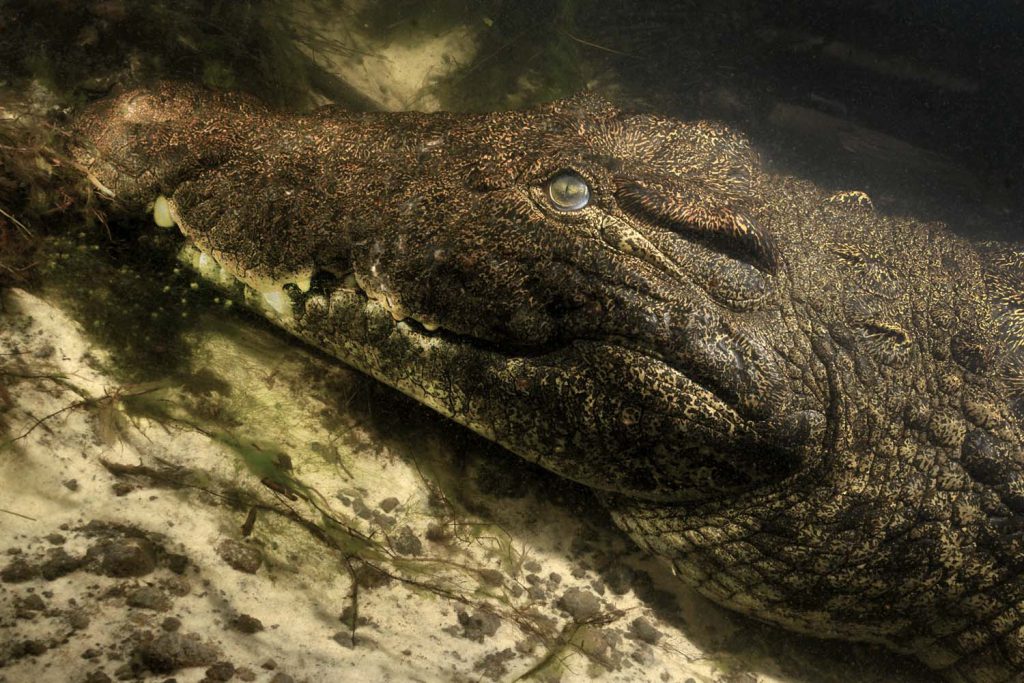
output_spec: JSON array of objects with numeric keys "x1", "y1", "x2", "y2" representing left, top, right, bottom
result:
[
  {"x1": 0, "y1": 206, "x2": 33, "y2": 237},
  {"x1": 0, "y1": 507, "x2": 37, "y2": 521},
  {"x1": 562, "y1": 30, "x2": 632, "y2": 57}
]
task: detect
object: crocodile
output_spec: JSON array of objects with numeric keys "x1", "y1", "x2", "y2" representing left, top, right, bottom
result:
[{"x1": 71, "y1": 82, "x2": 1024, "y2": 681}]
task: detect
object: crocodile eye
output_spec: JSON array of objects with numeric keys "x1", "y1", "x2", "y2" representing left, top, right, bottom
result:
[{"x1": 546, "y1": 172, "x2": 590, "y2": 211}]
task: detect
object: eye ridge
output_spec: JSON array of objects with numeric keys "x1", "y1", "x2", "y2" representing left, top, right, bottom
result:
[{"x1": 546, "y1": 171, "x2": 591, "y2": 212}]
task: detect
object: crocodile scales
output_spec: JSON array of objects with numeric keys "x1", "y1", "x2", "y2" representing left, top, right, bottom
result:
[{"x1": 72, "y1": 82, "x2": 1024, "y2": 682}]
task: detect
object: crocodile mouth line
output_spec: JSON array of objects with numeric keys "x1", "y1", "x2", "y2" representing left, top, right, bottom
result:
[{"x1": 177, "y1": 239, "x2": 754, "y2": 422}]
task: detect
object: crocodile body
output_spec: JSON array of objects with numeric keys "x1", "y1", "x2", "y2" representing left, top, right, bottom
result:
[{"x1": 73, "y1": 83, "x2": 1024, "y2": 681}]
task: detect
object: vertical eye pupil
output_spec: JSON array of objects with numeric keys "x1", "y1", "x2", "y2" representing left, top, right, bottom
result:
[{"x1": 547, "y1": 172, "x2": 590, "y2": 211}]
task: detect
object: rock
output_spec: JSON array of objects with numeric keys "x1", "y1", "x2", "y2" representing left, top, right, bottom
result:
[
  {"x1": 162, "y1": 575, "x2": 191, "y2": 596},
  {"x1": 473, "y1": 648, "x2": 516, "y2": 680},
  {"x1": 631, "y1": 643, "x2": 656, "y2": 666},
  {"x1": 352, "y1": 563, "x2": 391, "y2": 589},
  {"x1": 270, "y1": 674, "x2": 294, "y2": 683},
  {"x1": 17, "y1": 639, "x2": 48, "y2": 656},
  {"x1": 112, "y1": 662, "x2": 135, "y2": 679},
  {"x1": 351, "y1": 498, "x2": 373, "y2": 520},
  {"x1": 338, "y1": 605, "x2": 371, "y2": 627},
  {"x1": 40, "y1": 548, "x2": 86, "y2": 580},
  {"x1": 558, "y1": 587, "x2": 602, "y2": 622},
  {"x1": 136, "y1": 632, "x2": 218, "y2": 674},
  {"x1": 88, "y1": 538, "x2": 157, "y2": 577},
  {"x1": 165, "y1": 553, "x2": 189, "y2": 575},
  {"x1": 205, "y1": 661, "x2": 235, "y2": 681},
  {"x1": 577, "y1": 627, "x2": 611, "y2": 659},
  {"x1": 425, "y1": 522, "x2": 449, "y2": 542},
  {"x1": 230, "y1": 614, "x2": 264, "y2": 633},
  {"x1": 630, "y1": 616, "x2": 663, "y2": 645},
  {"x1": 161, "y1": 617, "x2": 182, "y2": 632},
  {"x1": 67, "y1": 609, "x2": 91, "y2": 631},
  {"x1": 18, "y1": 593, "x2": 46, "y2": 613},
  {"x1": 478, "y1": 568, "x2": 504, "y2": 587},
  {"x1": 456, "y1": 608, "x2": 501, "y2": 642},
  {"x1": 126, "y1": 586, "x2": 171, "y2": 611},
  {"x1": 1, "y1": 557, "x2": 39, "y2": 583},
  {"x1": 391, "y1": 526, "x2": 422, "y2": 556},
  {"x1": 378, "y1": 496, "x2": 400, "y2": 512},
  {"x1": 373, "y1": 512, "x2": 396, "y2": 529},
  {"x1": 216, "y1": 539, "x2": 262, "y2": 574}
]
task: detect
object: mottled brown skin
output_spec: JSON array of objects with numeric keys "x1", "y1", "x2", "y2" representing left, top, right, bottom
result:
[{"x1": 73, "y1": 83, "x2": 1024, "y2": 681}]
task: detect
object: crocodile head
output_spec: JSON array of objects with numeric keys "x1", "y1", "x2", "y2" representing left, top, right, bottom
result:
[
  {"x1": 72, "y1": 82, "x2": 823, "y2": 503},
  {"x1": 73, "y1": 83, "x2": 1024, "y2": 679}
]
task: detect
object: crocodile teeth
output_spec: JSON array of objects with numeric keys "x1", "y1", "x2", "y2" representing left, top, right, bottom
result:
[
  {"x1": 178, "y1": 240, "x2": 450, "y2": 334},
  {"x1": 261, "y1": 290, "x2": 290, "y2": 317},
  {"x1": 197, "y1": 252, "x2": 221, "y2": 281},
  {"x1": 153, "y1": 195, "x2": 176, "y2": 228}
]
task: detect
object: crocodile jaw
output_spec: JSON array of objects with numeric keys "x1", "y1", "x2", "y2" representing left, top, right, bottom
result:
[{"x1": 173, "y1": 226, "x2": 801, "y2": 504}]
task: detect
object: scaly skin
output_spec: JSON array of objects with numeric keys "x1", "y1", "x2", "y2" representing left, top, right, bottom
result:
[{"x1": 72, "y1": 83, "x2": 1024, "y2": 681}]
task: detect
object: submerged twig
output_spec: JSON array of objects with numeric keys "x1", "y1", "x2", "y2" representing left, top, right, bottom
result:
[
  {"x1": 562, "y1": 30, "x2": 632, "y2": 57},
  {"x1": 0, "y1": 206, "x2": 33, "y2": 238},
  {"x1": 0, "y1": 507, "x2": 37, "y2": 521}
]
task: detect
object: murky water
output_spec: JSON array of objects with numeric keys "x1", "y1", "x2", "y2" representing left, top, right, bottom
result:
[{"x1": 2, "y1": 2, "x2": 1022, "y2": 681}]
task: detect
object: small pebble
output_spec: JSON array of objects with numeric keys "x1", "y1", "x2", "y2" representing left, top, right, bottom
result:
[
  {"x1": 558, "y1": 588, "x2": 602, "y2": 622},
  {"x1": 216, "y1": 539, "x2": 262, "y2": 574},
  {"x1": 205, "y1": 661, "x2": 235, "y2": 681},
  {"x1": 230, "y1": 614, "x2": 264, "y2": 634}
]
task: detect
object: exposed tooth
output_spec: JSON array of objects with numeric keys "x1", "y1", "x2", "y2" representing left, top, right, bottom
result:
[
  {"x1": 153, "y1": 195, "x2": 176, "y2": 228},
  {"x1": 291, "y1": 273, "x2": 312, "y2": 293},
  {"x1": 243, "y1": 287, "x2": 260, "y2": 308},
  {"x1": 261, "y1": 290, "x2": 291, "y2": 317},
  {"x1": 196, "y1": 252, "x2": 222, "y2": 281},
  {"x1": 422, "y1": 321, "x2": 440, "y2": 332},
  {"x1": 219, "y1": 268, "x2": 238, "y2": 288}
]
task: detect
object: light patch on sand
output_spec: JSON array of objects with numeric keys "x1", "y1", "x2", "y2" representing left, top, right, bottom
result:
[{"x1": 288, "y1": 0, "x2": 481, "y2": 111}]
